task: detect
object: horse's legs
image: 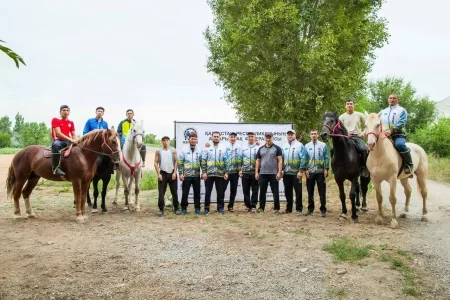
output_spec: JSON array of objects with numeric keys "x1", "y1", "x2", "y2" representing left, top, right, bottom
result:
[
  {"x1": 399, "y1": 178, "x2": 411, "y2": 218},
  {"x1": 101, "y1": 176, "x2": 111, "y2": 213},
  {"x1": 122, "y1": 173, "x2": 131, "y2": 209},
  {"x1": 349, "y1": 178, "x2": 358, "y2": 221},
  {"x1": 86, "y1": 180, "x2": 93, "y2": 207},
  {"x1": 92, "y1": 177, "x2": 100, "y2": 213},
  {"x1": 388, "y1": 178, "x2": 399, "y2": 229},
  {"x1": 134, "y1": 173, "x2": 141, "y2": 212},
  {"x1": 21, "y1": 175, "x2": 41, "y2": 218},
  {"x1": 125, "y1": 174, "x2": 134, "y2": 210},
  {"x1": 355, "y1": 178, "x2": 361, "y2": 210},
  {"x1": 360, "y1": 176, "x2": 370, "y2": 211},
  {"x1": 113, "y1": 170, "x2": 121, "y2": 206},
  {"x1": 12, "y1": 178, "x2": 27, "y2": 219},
  {"x1": 81, "y1": 181, "x2": 90, "y2": 219},
  {"x1": 373, "y1": 179, "x2": 384, "y2": 225},
  {"x1": 72, "y1": 180, "x2": 84, "y2": 223},
  {"x1": 416, "y1": 174, "x2": 428, "y2": 222},
  {"x1": 336, "y1": 179, "x2": 347, "y2": 219}
]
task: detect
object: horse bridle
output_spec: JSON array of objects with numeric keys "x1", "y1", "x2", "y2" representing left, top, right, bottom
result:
[
  {"x1": 129, "y1": 132, "x2": 144, "y2": 147},
  {"x1": 101, "y1": 131, "x2": 121, "y2": 156},
  {"x1": 322, "y1": 119, "x2": 350, "y2": 138},
  {"x1": 365, "y1": 120, "x2": 389, "y2": 141}
]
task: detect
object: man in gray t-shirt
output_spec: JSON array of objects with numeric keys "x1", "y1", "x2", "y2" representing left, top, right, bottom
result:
[{"x1": 255, "y1": 132, "x2": 283, "y2": 213}]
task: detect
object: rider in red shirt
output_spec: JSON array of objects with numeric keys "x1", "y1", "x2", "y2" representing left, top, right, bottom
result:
[{"x1": 51, "y1": 105, "x2": 78, "y2": 176}]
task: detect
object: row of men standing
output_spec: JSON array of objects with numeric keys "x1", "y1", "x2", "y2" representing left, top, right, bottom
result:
[{"x1": 155, "y1": 129, "x2": 330, "y2": 217}]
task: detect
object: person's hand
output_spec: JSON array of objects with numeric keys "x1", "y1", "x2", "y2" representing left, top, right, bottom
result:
[
  {"x1": 324, "y1": 170, "x2": 329, "y2": 177},
  {"x1": 179, "y1": 174, "x2": 185, "y2": 181},
  {"x1": 306, "y1": 171, "x2": 310, "y2": 179},
  {"x1": 276, "y1": 172, "x2": 282, "y2": 181},
  {"x1": 357, "y1": 133, "x2": 364, "y2": 138},
  {"x1": 71, "y1": 138, "x2": 78, "y2": 144},
  {"x1": 224, "y1": 174, "x2": 228, "y2": 181},
  {"x1": 297, "y1": 171, "x2": 303, "y2": 180},
  {"x1": 202, "y1": 173, "x2": 207, "y2": 181},
  {"x1": 172, "y1": 172, "x2": 177, "y2": 181},
  {"x1": 255, "y1": 141, "x2": 260, "y2": 146},
  {"x1": 205, "y1": 142, "x2": 211, "y2": 147},
  {"x1": 158, "y1": 173, "x2": 163, "y2": 181},
  {"x1": 239, "y1": 171, "x2": 243, "y2": 177},
  {"x1": 255, "y1": 173, "x2": 259, "y2": 180}
]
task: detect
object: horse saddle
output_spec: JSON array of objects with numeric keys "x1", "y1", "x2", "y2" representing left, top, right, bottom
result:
[{"x1": 43, "y1": 144, "x2": 74, "y2": 158}]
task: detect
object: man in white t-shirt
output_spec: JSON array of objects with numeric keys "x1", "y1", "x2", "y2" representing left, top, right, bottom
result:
[{"x1": 339, "y1": 99, "x2": 369, "y2": 177}]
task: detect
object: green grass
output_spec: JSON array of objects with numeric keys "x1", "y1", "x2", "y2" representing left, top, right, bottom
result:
[
  {"x1": 0, "y1": 147, "x2": 21, "y2": 154},
  {"x1": 327, "y1": 287, "x2": 346, "y2": 299},
  {"x1": 323, "y1": 237, "x2": 371, "y2": 262},
  {"x1": 427, "y1": 154, "x2": 450, "y2": 184}
]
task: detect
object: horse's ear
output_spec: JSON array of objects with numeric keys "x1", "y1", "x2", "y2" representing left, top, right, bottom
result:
[{"x1": 110, "y1": 126, "x2": 116, "y2": 134}]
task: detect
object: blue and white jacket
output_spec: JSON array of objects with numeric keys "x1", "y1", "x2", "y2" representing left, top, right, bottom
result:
[
  {"x1": 282, "y1": 140, "x2": 306, "y2": 175},
  {"x1": 224, "y1": 142, "x2": 243, "y2": 174},
  {"x1": 241, "y1": 143, "x2": 260, "y2": 174},
  {"x1": 201, "y1": 144, "x2": 229, "y2": 177},
  {"x1": 380, "y1": 104, "x2": 408, "y2": 136},
  {"x1": 83, "y1": 118, "x2": 108, "y2": 135},
  {"x1": 178, "y1": 145, "x2": 202, "y2": 177},
  {"x1": 304, "y1": 141, "x2": 329, "y2": 173}
]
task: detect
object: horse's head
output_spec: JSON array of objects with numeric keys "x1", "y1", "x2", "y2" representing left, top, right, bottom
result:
[
  {"x1": 320, "y1": 111, "x2": 340, "y2": 142},
  {"x1": 364, "y1": 112, "x2": 382, "y2": 151},
  {"x1": 102, "y1": 127, "x2": 121, "y2": 163},
  {"x1": 126, "y1": 120, "x2": 145, "y2": 149}
]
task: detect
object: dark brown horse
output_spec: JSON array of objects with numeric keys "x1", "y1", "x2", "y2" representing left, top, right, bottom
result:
[{"x1": 5, "y1": 129, "x2": 121, "y2": 223}]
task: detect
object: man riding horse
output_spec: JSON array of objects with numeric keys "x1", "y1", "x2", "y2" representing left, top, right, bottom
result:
[
  {"x1": 51, "y1": 105, "x2": 78, "y2": 176},
  {"x1": 379, "y1": 93, "x2": 413, "y2": 174},
  {"x1": 117, "y1": 109, "x2": 147, "y2": 167}
]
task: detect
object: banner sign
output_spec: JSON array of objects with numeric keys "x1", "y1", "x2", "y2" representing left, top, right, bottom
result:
[{"x1": 174, "y1": 122, "x2": 293, "y2": 203}]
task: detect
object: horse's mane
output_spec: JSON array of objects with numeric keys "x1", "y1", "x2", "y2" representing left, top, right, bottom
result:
[
  {"x1": 78, "y1": 129, "x2": 105, "y2": 146},
  {"x1": 323, "y1": 111, "x2": 350, "y2": 136}
]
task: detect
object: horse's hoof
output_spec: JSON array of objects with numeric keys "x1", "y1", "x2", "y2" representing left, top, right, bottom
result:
[
  {"x1": 27, "y1": 213, "x2": 36, "y2": 219},
  {"x1": 136, "y1": 206, "x2": 141, "y2": 212},
  {"x1": 339, "y1": 214, "x2": 347, "y2": 220},
  {"x1": 390, "y1": 219, "x2": 399, "y2": 229},
  {"x1": 83, "y1": 214, "x2": 88, "y2": 220},
  {"x1": 353, "y1": 217, "x2": 360, "y2": 223},
  {"x1": 112, "y1": 202, "x2": 118, "y2": 207},
  {"x1": 13, "y1": 214, "x2": 25, "y2": 221},
  {"x1": 76, "y1": 216, "x2": 85, "y2": 224},
  {"x1": 101, "y1": 210, "x2": 108, "y2": 214},
  {"x1": 123, "y1": 207, "x2": 130, "y2": 213},
  {"x1": 399, "y1": 212, "x2": 407, "y2": 218},
  {"x1": 421, "y1": 215, "x2": 428, "y2": 222},
  {"x1": 88, "y1": 203, "x2": 92, "y2": 207},
  {"x1": 375, "y1": 216, "x2": 383, "y2": 225},
  {"x1": 92, "y1": 209, "x2": 99, "y2": 214},
  {"x1": 361, "y1": 206, "x2": 369, "y2": 212},
  {"x1": 355, "y1": 206, "x2": 360, "y2": 212}
]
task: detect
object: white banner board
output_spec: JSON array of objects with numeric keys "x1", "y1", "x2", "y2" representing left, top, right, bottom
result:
[{"x1": 174, "y1": 122, "x2": 293, "y2": 204}]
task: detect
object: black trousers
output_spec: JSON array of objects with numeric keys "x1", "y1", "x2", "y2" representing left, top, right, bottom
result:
[
  {"x1": 158, "y1": 171, "x2": 179, "y2": 211},
  {"x1": 259, "y1": 174, "x2": 280, "y2": 211},
  {"x1": 242, "y1": 173, "x2": 258, "y2": 209},
  {"x1": 306, "y1": 173, "x2": 326, "y2": 213},
  {"x1": 205, "y1": 176, "x2": 225, "y2": 211},
  {"x1": 224, "y1": 172, "x2": 239, "y2": 208},
  {"x1": 181, "y1": 177, "x2": 201, "y2": 210},
  {"x1": 283, "y1": 174, "x2": 302, "y2": 212}
]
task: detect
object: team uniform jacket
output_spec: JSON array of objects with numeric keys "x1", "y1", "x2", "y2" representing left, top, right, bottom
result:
[
  {"x1": 241, "y1": 143, "x2": 260, "y2": 174},
  {"x1": 224, "y1": 142, "x2": 243, "y2": 174},
  {"x1": 304, "y1": 141, "x2": 329, "y2": 173},
  {"x1": 282, "y1": 140, "x2": 306, "y2": 175},
  {"x1": 178, "y1": 145, "x2": 202, "y2": 177},
  {"x1": 201, "y1": 144, "x2": 228, "y2": 177},
  {"x1": 379, "y1": 104, "x2": 408, "y2": 136}
]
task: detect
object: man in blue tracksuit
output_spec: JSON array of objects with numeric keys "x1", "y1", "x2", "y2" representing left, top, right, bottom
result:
[
  {"x1": 83, "y1": 106, "x2": 108, "y2": 135},
  {"x1": 379, "y1": 93, "x2": 413, "y2": 174},
  {"x1": 304, "y1": 129, "x2": 329, "y2": 217},
  {"x1": 201, "y1": 131, "x2": 229, "y2": 215},
  {"x1": 240, "y1": 132, "x2": 260, "y2": 212},
  {"x1": 282, "y1": 129, "x2": 306, "y2": 214},
  {"x1": 224, "y1": 132, "x2": 242, "y2": 212}
]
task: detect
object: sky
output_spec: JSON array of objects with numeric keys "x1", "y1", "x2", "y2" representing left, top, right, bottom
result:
[{"x1": 1, "y1": 0, "x2": 449, "y2": 139}]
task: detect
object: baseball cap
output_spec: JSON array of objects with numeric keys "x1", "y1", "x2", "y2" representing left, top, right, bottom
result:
[
  {"x1": 247, "y1": 132, "x2": 255, "y2": 135},
  {"x1": 229, "y1": 132, "x2": 237, "y2": 136},
  {"x1": 161, "y1": 136, "x2": 170, "y2": 141},
  {"x1": 265, "y1": 132, "x2": 273, "y2": 137},
  {"x1": 287, "y1": 129, "x2": 296, "y2": 134}
]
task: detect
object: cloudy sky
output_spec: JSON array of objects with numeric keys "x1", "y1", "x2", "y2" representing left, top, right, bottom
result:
[{"x1": 1, "y1": 0, "x2": 449, "y2": 138}]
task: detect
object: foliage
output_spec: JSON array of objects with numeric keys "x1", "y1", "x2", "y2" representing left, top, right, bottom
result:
[
  {"x1": 425, "y1": 154, "x2": 450, "y2": 184},
  {"x1": 410, "y1": 118, "x2": 450, "y2": 157},
  {"x1": 356, "y1": 77, "x2": 437, "y2": 134},
  {"x1": 12, "y1": 113, "x2": 25, "y2": 147},
  {"x1": 0, "y1": 133, "x2": 12, "y2": 148},
  {"x1": 0, "y1": 39, "x2": 26, "y2": 68},
  {"x1": 205, "y1": 0, "x2": 389, "y2": 134},
  {"x1": 20, "y1": 122, "x2": 51, "y2": 146},
  {"x1": 144, "y1": 133, "x2": 157, "y2": 145},
  {"x1": 0, "y1": 148, "x2": 21, "y2": 154},
  {"x1": 323, "y1": 237, "x2": 371, "y2": 262},
  {"x1": 140, "y1": 171, "x2": 158, "y2": 190},
  {"x1": 0, "y1": 116, "x2": 12, "y2": 136}
]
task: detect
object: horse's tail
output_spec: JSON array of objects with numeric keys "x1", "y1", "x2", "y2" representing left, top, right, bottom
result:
[
  {"x1": 415, "y1": 145, "x2": 428, "y2": 195},
  {"x1": 6, "y1": 163, "x2": 16, "y2": 200}
]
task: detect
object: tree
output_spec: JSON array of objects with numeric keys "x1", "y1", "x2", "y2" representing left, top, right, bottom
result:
[
  {"x1": 410, "y1": 118, "x2": 450, "y2": 157},
  {"x1": 20, "y1": 122, "x2": 51, "y2": 146},
  {"x1": 0, "y1": 40, "x2": 26, "y2": 68},
  {"x1": 13, "y1": 112, "x2": 24, "y2": 133},
  {"x1": 11, "y1": 112, "x2": 25, "y2": 147},
  {"x1": 356, "y1": 77, "x2": 437, "y2": 134},
  {"x1": 0, "y1": 116, "x2": 12, "y2": 136},
  {"x1": 144, "y1": 133, "x2": 157, "y2": 145},
  {"x1": 0, "y1": 133, "x2": 11, "y2": 148},
  {"x1": 205, "y1": 0, "x2": 389, "y2": 133}
]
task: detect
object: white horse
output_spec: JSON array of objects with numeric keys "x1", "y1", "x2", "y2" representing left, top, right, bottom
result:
[
  {"x1": 365, "y1": 113, "x2": 428, "y2": 228},
  {"x1": 113, "y1": 120, "x2": 144, "y2": 211}
]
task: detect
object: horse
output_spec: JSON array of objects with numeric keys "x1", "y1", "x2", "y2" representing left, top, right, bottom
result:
[
  {"x1": 365, "y1": 112, "x2": 428, "y2": 228},
  {"x1": 86, "y1": 154, "x2": 115, "y2": 213},
  {"x1": 5, "y1": 129, "x2": 121, "y2": 223},
  {"x1": 321, "y1": 112, "x2": 371, "y2": 222},
  {"x1": 113, "y1": 120, "x2": 144, "y2": 211}
]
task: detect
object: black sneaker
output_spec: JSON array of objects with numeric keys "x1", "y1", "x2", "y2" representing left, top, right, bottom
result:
[
  {"x1": 305, "y1": 211, "x2": 314, "y2": 216},
  {"x1": 203, "y1": 209, "x2": 210, "y2": 215},
  {"x1": 228, "y1": 207, "x2": 234, "y2": 212},
  {"x1": 321, "y1": 211, "x2": 326, "y2": 217},
  {"x1": 296, "y1": 210, "x2": 302, "y2": 215},
  {"x1": 157, "y1": 210, "x2": 163, "y2": 217}
]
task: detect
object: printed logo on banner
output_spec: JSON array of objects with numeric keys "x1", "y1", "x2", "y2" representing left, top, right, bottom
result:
[{"x1": 183, "y1": 128, "x2": 197, "y2": 143}]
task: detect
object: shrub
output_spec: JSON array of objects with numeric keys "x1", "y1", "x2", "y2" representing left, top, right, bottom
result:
[
  {"x1": 410, "y1": 118, "x2": 450, "y2": 157},
  {"x1": 0, "y1": 132, "x2": 11, "y2": 148}
]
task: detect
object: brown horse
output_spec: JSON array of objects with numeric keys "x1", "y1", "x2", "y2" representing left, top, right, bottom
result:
[{"x1": 5, "y1": 129, "x2": 121, "y2": 223}]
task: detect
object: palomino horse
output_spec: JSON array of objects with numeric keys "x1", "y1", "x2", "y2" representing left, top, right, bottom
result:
[
  {"x1": 6, "y1": 129, "x2": 121, "y2": 223},
  {"x1": 113, "y1": 120, "x2": 144, "y2": 211},
  {"x1": 321, "y1": 112, "x2": 371, "y2": 222},
  {"x1": 365, "y1": 113, "x2": 428, "y2": 228}
]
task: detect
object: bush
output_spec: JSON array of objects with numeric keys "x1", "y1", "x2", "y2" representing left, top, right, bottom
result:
[
  {"x1": 141, "y1": 171, "x2": 158, "y2": 190},
  {"x1": 0, "y1": 132, "x2": 11, "y2": 148},
  {"x1": 410, "y1": 118, "x2": 450, "y2": 157}
]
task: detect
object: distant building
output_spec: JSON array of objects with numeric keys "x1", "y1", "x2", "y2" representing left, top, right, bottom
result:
[{"x1": 436, "y1": 96, "x2": 450, "y2": 118}]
